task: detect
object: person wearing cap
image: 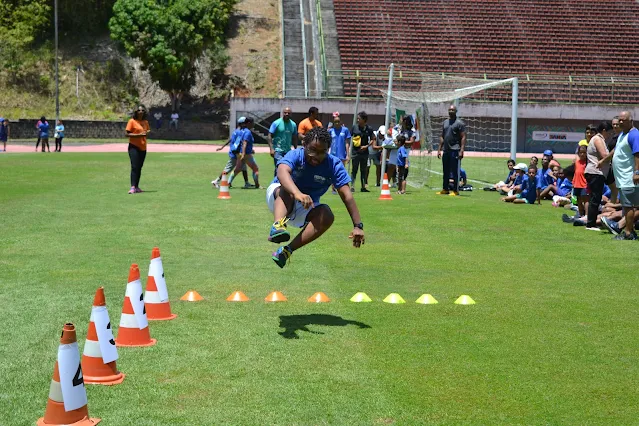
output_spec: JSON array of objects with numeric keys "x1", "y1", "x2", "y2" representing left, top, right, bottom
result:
[
  {"x1": 501, "y1": 165, "x2": 540, "y2": 204},
  {"x1": 298, "y1": 107, "x2": 322, "y2": 141},
  {"x1": 212, "y1": 117, "x2": 250, "y2": 188},
  {"x1": 0, "y1": 118, "x2": 9, "y2": 152},
  {"x1": 536, "y1": 153, "x2": 555, "y2": 200},
  {"x1": 230, "y1": 117, "x2": 261, "y2": 189},
  {"x1": 437, "y1": 105, "x2": 466, "y2": 196},
  {"x1": 268, "y1": 107, "x2": 298, "y2": 175},
  {"x1": 543, "y1": 149, "x2": 561, "y2": 168},
  {"x1": 506, "y1": 163, "x2": 528, "y2": 196}
]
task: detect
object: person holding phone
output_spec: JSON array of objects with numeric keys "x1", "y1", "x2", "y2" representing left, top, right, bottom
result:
[{"x1": 125, "y1": 105, "x2": 150, "y2": 194}]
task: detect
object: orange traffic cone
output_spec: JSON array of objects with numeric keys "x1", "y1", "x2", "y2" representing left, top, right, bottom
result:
[
  {"x1": 218, "y1": 172, "x2": 231, "y2": 199},
  {"x1": 378, "y1": 173, "x2": 393, "y2": 200},
  {"x1": 180, "y1": 290, "x2": 204, "y2": 301},
  {"x1": 265, "y1": 291, "x2": 287, "y2": 302},
  {"x1": 82, "y1": 288, "x2": 125, "y2": 385},
  {"x1": 37, "y1": 323, "x2": 101, "y2": 426},
  {"x1": 308, "y1": 292, "x2": 330, "y2": 303},
  {"x1": 227, "y1": 291, "x2": 249, "y2": 302},
  {"x1": 145, "y1": 247, "x2": 177, "y2": 320},
  {"x1": 115, "y1": 264, "x2": 157, "y2": 347}
]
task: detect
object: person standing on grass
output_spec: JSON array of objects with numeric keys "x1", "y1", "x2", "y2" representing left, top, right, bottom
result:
[
  {"x1": 437, "y1": 105, "x2": 466, "y2": 196},
  {"x1": 266, "y1": 127, "x2": 364, "y2": 269},
  {"x1": 54, "y1": 120, "x2": 64, "y2": 152},
  {"x1": 35, "y1": 118, "x2": 42, "y2": 151},
  {"x1": 350, "y1": 111, "x2": 375, "y2": 192},
  {"x1": 153, "y1": 111, "x2": 162, "y2": 130},
  {"x1": 610, "y1": 110, "x2": 639, "y2": 240},
  {"x1": 230, "y1": 117, "x2": 261, "y2": 189},
  {"x1": 563, "y1": 145, "x2": 590, "y2": 224},
  {"x1": 598, "y1": 117, "x2": 621, "y2": 205},
  {"x1": 212, "y1": 117, "x2": 250, "y2": 189},
  {"x1": 268, "y1": 107, "x2": 298, "y2": 175},
  {"x1": 583, "y1": 121, "x2": 612, "y2": 231},
  {"x1": 37, "y1": 117, "x2": 50, "y2": 152},
  {"x1": 125, "y1": 105, "x2": 150, "y2": 194},
  {"x1": 297, "y1": 106, "x2": 322, "y2": 141},
  {"x1": 0, "y1": 118, "x2": 9, "y2": 152},
  {"x1": 396, "y1": 135, "x2": 409, "y2": 194}
]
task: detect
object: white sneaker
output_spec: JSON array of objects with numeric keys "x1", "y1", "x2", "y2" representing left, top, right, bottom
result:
[
  {"x1": 585, "y1": 227, "x2": 601, "y2": 231},
  {"x1": 211, "y1": 179, "x2": 219, "y2": 188}
]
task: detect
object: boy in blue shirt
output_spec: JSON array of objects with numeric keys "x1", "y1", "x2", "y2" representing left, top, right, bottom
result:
[
  {"x1": 396, "y1": 135, "x2": 409, "y2": 194},
  {"x1": 212, "y1": 117, "x2": 250, "y2": 188},
  {"x1": 230, "y1": 117, "x2": 261, "y2": 188},
  {"x1": 502, "y1": 165, "x2": 540, "y2": 204},
  {"x1": 328, "y1": 116, "x2": 351, "y2": 166},
  {"x1": 552, "y1": 167, "x2": 573, "y2": 207},
  {"x1": 266, "y1": 127, "x2": 365, "y2": 268}
]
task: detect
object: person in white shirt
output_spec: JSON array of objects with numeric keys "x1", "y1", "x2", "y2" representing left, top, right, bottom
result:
[{"x1": 170, "y1": 112, "x2": 179, "y2": 130}]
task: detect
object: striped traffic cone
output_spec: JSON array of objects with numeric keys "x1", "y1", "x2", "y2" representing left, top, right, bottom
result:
[
  {"x1": 115, "y1": 264, "x2": 157, "y2": 347},
  {"x1": 218, "y1": 172, "x2": 231, "y2": 199},
  {"x1": 37, "y1": 323, "x2": 101, "y2": 426},
  {"x1": 378, "y1": 173, "x2": 393, "y2": 200},
  {"x1": 81, "y1": 287, "x2": 125, "y2": 385},
  {"x1": 145, "y1": 247, "x2": 177, "y2": 320}
]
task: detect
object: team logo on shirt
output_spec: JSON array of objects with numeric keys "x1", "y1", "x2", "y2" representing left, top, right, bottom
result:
[{"x1": 314, "y1": 175, "x2": 327, "y2": 183}]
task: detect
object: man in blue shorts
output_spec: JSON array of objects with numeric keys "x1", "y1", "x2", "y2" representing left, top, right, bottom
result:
[{"x1": 266, "y1": 127, "x2": 365, "y2": 268}]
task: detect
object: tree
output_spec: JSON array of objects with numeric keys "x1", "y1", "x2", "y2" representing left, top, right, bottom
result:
[
  {"x1": 109, "y1": 0, "x2": 235, "y2": 110},
  {"x1": 0, "y1": 0, "x2": 51, "y2": 80}
]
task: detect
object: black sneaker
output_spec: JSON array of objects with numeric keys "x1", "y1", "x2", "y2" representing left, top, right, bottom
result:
[
  {"x1": 614, "y1": 232, "x2": 638, "y2": 241},
  {"x1": 562, "y1": 214, "x2": 575, "y2": 223},
  {"x1": 361, "y1": 188, "x2": 370, "y2": 193},
  {"x1": 573, "y1": 220, "x2": 586, "y2": 227}
]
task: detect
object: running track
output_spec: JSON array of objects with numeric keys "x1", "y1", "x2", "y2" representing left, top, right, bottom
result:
[{"x1": 2, "y1": 143, "x2": 576, "y2": 159}]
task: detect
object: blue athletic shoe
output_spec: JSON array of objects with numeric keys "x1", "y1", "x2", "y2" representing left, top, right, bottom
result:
[
  {"x1": 272, "y1": 246, "x2": 292, "y2": 268},
  {"x1": 601, "y1": 217, "x2": 620, "y2": 235},
  {"x1": 268, "y1": 217, "x2": 290, "y2": 243}
]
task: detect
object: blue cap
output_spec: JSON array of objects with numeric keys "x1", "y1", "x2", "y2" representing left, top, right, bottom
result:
[
  {"x1": 237, "y1": 116, "x2": 247, "y2": 124},
  {"x1": 543, "y1": 149, "x2": 553, "y2": 156}
]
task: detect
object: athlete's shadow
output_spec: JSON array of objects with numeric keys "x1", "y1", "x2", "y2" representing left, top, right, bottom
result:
[{"x1": 278, "y1": 314, "x2": 371, "y2": 339}]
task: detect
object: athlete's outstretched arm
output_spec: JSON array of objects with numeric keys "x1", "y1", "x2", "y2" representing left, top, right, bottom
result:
[{"x1": 337, "y1": 184, "x2": 365, "y2": 247}]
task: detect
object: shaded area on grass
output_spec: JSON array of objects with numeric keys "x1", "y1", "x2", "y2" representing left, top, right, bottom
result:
[{"x1": 278, "y1": 314, "x2": 371, "y2": 339}]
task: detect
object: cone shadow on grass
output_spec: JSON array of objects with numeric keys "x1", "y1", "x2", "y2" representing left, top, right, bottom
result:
[{"x1": 278, "y1": 314, "x2": 371, "y2": 339}]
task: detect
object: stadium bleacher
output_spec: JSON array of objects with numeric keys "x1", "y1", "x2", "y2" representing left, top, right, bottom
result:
[{"x1": 332, "y1": 0, "x2": 639, "y2": 102}]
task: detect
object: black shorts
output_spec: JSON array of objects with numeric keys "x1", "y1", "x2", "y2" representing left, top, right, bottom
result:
[
  {"x1": 398, "y1": 166, "x2": 409, "y2": 182},
  {"x1": 606, "y1": 168, "x2": 615, "y2": 185},
  {"x1": 573, "y1": 188, "x2": 589, "y2": 197}
]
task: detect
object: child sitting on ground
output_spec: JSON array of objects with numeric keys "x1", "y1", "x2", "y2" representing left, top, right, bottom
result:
[
  {"x1": 506, "y1": 163, "x2": 528, "y2": 196},
  {"x1": 552, "y1": 167, "x2": 573, "y2": 207},
  {"x1": 501, "y1": 165, "x2": 539, "y2": 204},
  {"x1": 488, "y1": 159, "x2": 516, "y2": 193}
]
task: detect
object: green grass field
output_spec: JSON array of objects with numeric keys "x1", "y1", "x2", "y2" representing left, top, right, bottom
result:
[{"x1": 1, "y1": 153, "x2": 638, "y2": 425}]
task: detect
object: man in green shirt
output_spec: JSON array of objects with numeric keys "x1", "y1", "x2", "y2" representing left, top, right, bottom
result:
[{"x1": 268, "y1": 107, "x2": 298, "y2": 175}]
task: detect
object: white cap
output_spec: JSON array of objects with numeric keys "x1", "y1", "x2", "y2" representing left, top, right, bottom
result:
[{"x1": 513, "y1": 163, "x2": 528, "y2": 172}]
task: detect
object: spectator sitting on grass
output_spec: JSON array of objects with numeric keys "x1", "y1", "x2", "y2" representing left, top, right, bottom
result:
[
  {"x1": 506, "y1": 163, "x2": 528, "y2": 196},
  {"x1": 536, "y1": 154, "x2": 555, "y2": 200},
  {"x1": 544, "y1": 149, "x2": 561, "y2": 168},
  {"x1": 486, "y1": 159, "x2": 516, "y2": 192},
  {"x1": 552, "y1": 167, "x2": 573, "y2": 207},
  {"x1": 529, "y1": 156, "x2": 539, "y2": 169},
  {"x1": 501, "y1": 165, "x2": 539, "y2": 204},
  {"x1": 449, "y1": 168, "x2": 470, "y2": 191},
  {"x1": 539, "y1": 164, "x2": 559, "y2": 200}
]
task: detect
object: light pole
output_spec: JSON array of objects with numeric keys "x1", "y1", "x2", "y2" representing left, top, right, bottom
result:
[{"x1": 54, "y1": 0, "x2": 60, "y2": 123}]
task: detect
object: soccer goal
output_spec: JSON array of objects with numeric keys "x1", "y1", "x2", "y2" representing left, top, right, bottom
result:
[{"x1": 381, "y1": 71, "x2": 518, "y2": 189}]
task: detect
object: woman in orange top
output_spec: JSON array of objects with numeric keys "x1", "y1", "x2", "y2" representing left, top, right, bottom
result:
[{"x1": 125, "y1": 105, "x2": 150, "y2": 194}]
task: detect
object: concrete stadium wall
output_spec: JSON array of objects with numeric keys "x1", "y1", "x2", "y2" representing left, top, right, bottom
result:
[
  {"x1": 231, "y1": 97, "x2": 639, "y2": 154},
  {"x1": 6, "y1": 119, "x2": 225, "y2": 141}
]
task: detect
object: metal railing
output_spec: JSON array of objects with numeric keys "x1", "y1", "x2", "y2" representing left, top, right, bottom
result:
[{"x1": 315, "y1": 0, "x2": 329, "y2": 95}]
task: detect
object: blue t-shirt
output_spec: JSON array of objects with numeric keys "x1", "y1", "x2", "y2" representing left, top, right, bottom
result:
[
  {"x1": 0, "y1": 123, "x2": 7, "y2": 141},
  {"x1": 513, "y1": 172, "x2": 524, "y2": 187},
  {"x1": 556, "y1": 177, "x2": 573, "y2": 197},
  {"x1": 536, "y1": 167, "x2": 553, "y2": 190},
  {"x1": 397, "y1": 145, "x2": 409, "y2": 167},
  {"x1": 269, "y1": 118, "x2": 297, "y2": 153},
  {"x1": 520, "y1": 175, "x2": 538, "y2": 203},
  {"x1": 273, "y1": 148, "x2": 351, "y2": 203},
  {"x1": 38, "y1": 122, "x2": 50, "y2": 138},
  {"x1": 241, "y1": 128, "x2": 255, "y2": 154},
  {"x1": 329, "y1": 126, "x2": 351, "y2": 160},
  {"x1": 228, "y1": 128, "x2": 244, "y2": 158},
  {"x1": 506, "y1": 169, "x2": 515, "y2": 183},
  {"x1": 603, "y1": 184, "x2": 611, "y2": 199},
  {"x1": 450, "y1": 168, "x2": 467, "y2": 182},
  {"x1": 55, "y1": 124, "x2": 64, "y2": 138}
]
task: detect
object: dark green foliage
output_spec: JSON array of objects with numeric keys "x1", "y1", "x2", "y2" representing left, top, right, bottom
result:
[{"x1": 109, "y1": 0, "x2": 236, "y2": 108}]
